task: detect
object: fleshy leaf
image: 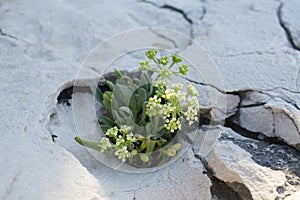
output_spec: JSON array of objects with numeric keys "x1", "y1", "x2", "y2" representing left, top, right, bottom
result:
[{"x1": 90, "y1": 84, "x2": 103, "y2": 104}]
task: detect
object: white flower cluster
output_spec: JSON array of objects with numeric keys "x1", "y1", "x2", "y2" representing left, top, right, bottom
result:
[
  {"x1": 164, "y1": 117, "x2": 181, "y2": 133},
  {"x1": 114, "y1": 146, "x2": 130, "y2": 162},
  {"x1": 98, "y1": 138, "x2": 112, "y2": 152},
  {"x1": 146, "y1": 82, "x2": 200, "y2": 132},
  {"x1": 184, "y1": 92, "x2": 199, "y2": 125},
  {"x1": 146, "y1": 95, "x2": 163, "y2": 117},
  {"x1": 98, "y1": 125, "x2": 136, "y2": 162}
]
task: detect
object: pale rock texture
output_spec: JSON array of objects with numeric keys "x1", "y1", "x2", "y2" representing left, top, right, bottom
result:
[
  {"x1": 1, "y1": 0, "x2": 300, "y2": 199},
  {"x1": 205, "y1": 140, "x2": 286, "y2": 200},
  {"x1": 194, "y1": 0, "x2": 300, "y2": 92},
  {"x1": 232, "y1": 89, "x2": 300, "y2": 149},
  {"x1": 285, "y1": 191, "x2": 300, "y2": 200},
  {"x1": 234, "y1": 106, "x2": 275, "y2": 137},
  {"x1": 280, "y1": 0, "x2": 300, "y2": 50}
]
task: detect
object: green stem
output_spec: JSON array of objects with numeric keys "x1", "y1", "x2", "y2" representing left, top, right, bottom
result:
[
  {"x1": 168, "y1": 62, "x2": 175, "y2": 69},
  {"x1": 152, "y1": 58, "x2": 162, "y2": 69},
  {"x1": 75, "y1": 137, "x2": 102, "y2": 152}
]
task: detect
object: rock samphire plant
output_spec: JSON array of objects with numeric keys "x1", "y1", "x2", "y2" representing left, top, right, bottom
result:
[{"x1": 75, "y1": 49, "x2": 199, "y2": 167}]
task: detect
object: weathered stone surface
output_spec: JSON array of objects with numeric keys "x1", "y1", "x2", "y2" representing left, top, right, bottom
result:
[
  {"x1": 197, "y1": 126, "x2": 300, "y2": 199},
  {"x1": 0, "y1": 134, "x2": 103, "y2": 200},
  {"x1": 232, "y1": 89, "x2": 300, "y2": 149},
  {"x1": 205, "y1": 139, "x2": 286, "y2": 200},
  {"x1": 194, "y1": 0, "x2": 300, "y2": 92},
  {"x1": 240, "y1": 91, "x2": 270, "y2": 107},
  {"x1": 280, "y1": 0, "x2": 300, "y2": 50},
  {"x1": 1, "y1": 0, "x2": 300, "y2": 199},
  {"x1": 234, "y1": 106, "x2": 275, "y2": 137}
]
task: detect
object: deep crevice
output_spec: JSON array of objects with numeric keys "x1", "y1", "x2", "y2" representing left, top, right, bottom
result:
[
  {"x1": 140, "y1": 0, "x2": 194, "y2": 41},
  {"x1": 194, "y1": 154, "x2": 244, "y2": 200},
  {"x1": 57, "y1": 86, "x2": 73, "y2": 106},
  {"x1": 277, "y1": 2, "x2": 300, "y2": 51},
  {"x1": 160, "y1": 5, "x2": 193, "y2": 24},
  {"x1": 141, "y1": 0, "x2": 193, "y2": 25}
]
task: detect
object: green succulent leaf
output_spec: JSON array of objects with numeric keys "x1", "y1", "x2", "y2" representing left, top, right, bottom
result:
[
  {"x1": 75, "y1": 137, "x2": 102, "y2": 151},
  {"x1": 90, "y1": 84, "x2": 103, "y2": 104},
  {"x1": 103, "y1": 93, "x2": 112, "y2": 116},
  {"x1": 97, "y1": 114, "x2": 115, "y2": 126},
  {"x1": 114, "y1": 69, "x2": 123, "y2": 79},
  {"x1": 140, "y1": 153, "x2": 149, "y2": 163},
  {"x1": 113, "y1": 84, "x2": 133, "y2": 106},
  {"x1": 106, "y1": 80, "x2": 114, "y2": 91},
  {"x1": 129, "y1": 95, "x2": 137, "y2": 121},
  {"x1": 137, "y1": 101, "x2": 148, "y2": 125},
  {"x1": 139, "y1": 88, "x2": 147, "y2": 101},
  {"x1": 118, "y1": 106, "x2": 134, "y2": 120},
  {"x1": 100, "y1": 125, "x2": 112, "y2": 132},
  {"x1": 133, "y1": 78, "x2": 141, "y2": 86},
  {"x1": 140, "y1": 139, "x2": 147, "y2": 151},
  {"x1": 151, "y1": 128, "x2": 168, "y2": 139},
  {"x1": 146, "y1": 140, "x2": 156, "y2": 154}
]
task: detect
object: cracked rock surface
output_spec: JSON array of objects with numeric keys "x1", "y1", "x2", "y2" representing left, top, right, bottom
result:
[
  {"x1": 195, "y1": 126, "x2": 300, "y2": 200},
  {"x1": 1, "y1": 0, "x2": 300, "y2": 199}
]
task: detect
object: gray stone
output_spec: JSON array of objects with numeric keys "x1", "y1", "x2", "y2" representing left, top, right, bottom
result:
[
  {"x1": 240, "y1": 91, "x2": 270, "y2": 107},
  {"x1": 1, "y1": 0, "x2": 300, "y2": 198},
  {"x1": 232, "y1": 90, "x2": 300, "y2": 149},
  {"x1": 266, "y1": 99, "x2": 300, "y2": 150},
  {"x1": 205, "y1": 140, "x2": 286, "y2": 200},
  {"x1": 234, "y1": 106, "x2": 275, "y2": 137},
  {"x1": 194, "y1": 0, "x2": 300, "y2": 92},
  {"x1": 280, "y1": 0, "x2": 300, "y2": 50}
]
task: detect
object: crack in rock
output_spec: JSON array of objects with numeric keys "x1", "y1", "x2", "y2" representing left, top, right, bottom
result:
[
  {"x1": 277, "y1": 1, "x2": 300, "y2": 51},
  {"x1": 148, "y1": 27, "x2": 178, "y2": 49},
  {"x1": 0, "y1": 28, "x2": 18, "y2": 40},
  {"x1": 140, "y1": 0, "x2": 195, "y2": 41},
  {"x1": 199, "y1": 6, "x2": 206, "y2": 21},
  {"x1": 160, "y1": 4, "x2": 193, "y2": 24},
  {"x1": 141, "y1": 0, "x2": 193, "y2": 24}
]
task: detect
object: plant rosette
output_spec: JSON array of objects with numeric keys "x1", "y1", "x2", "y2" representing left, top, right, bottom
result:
[{"x1": 75, "y1": 49, "x2": 199, "y2": 168}]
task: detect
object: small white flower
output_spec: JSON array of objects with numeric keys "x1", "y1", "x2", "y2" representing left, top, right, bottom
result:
[
  {"x1": 114, "y1": 146, "x2": 130, "y2": 162},
  {"x1": 126, "y1": 133, "x2": 136, "y2": 143},
  {"x1": 98, "y1": 138, "x2": 112, "y2": 152},
  {"x1": 116, "y1": 135, "x2": 125, "y2": 146},
  {"x1": 164, "y1": 117, "x2": 181, "y2": 132},
  {"x1": 182, "y1": 96, "x2": 199, "y2": 125},
  {"x1": 187, "y1": 84, "x2": 199, "y2": 97},
  {"x1": 171, "y1": 83, "x2": 183, "y2": 92},
  {"x1": 106, "y1": 127, "x2": 119, "y2": 137},
  {"x1": 120, "y1": 125, "x2": 131, "y2": 134},
  {"x1": 146, "y1": 95, "x2": 163, "y2": 117}
]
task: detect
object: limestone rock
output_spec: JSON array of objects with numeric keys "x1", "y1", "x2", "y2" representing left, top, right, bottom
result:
[
  {"x1": 194, "y1": 0, "x2": 300, "y2": 92},
  {"x1": 266, "y1": 99, "x2": 300, "y2": 150},
  {"x1": 0, "y1": 134, "x2": 103, "y2": 200},
  {"x1": 233, "y1": 106, "x2": 275, "y2": 137},
  {"x1": 232, "y1": 90, "x2": 300, "y2": 149},
  {"x1": 280, "y1": 0, "x2": 300, "y2": 50},
  {"x1": 205, "y1": 140, "x2": 286, "y2": 200}
]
